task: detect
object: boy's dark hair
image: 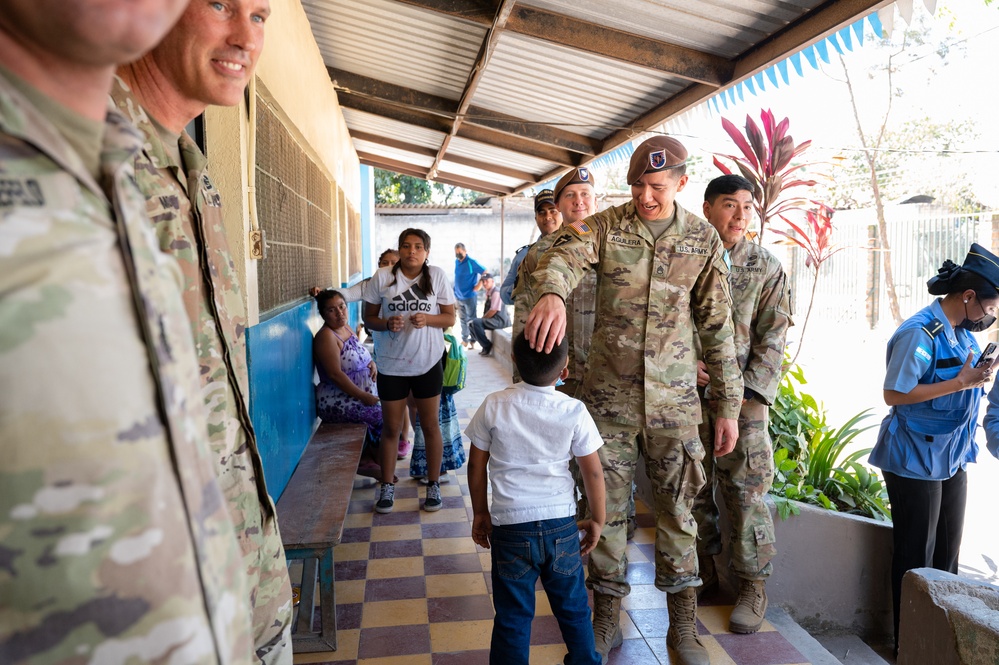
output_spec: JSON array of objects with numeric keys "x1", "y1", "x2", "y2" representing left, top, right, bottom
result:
[
  {"x1": 513, "y1": 331, "x2": 567, "y2": 386},
  {"x1": 704, "y1": 174, "x2": 755, "y2": 203}
]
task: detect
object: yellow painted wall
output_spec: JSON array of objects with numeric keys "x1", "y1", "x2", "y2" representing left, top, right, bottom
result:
[
  {"x1": 204, "y1": 0, "x2": 361, "y2": 324},
  {"x1": 255, "y1": 0, "x2": 360, "y2": 206}
]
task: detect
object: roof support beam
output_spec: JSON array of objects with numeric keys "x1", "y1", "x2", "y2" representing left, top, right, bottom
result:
[
  {"x1": 391, "y1": 0, "x2": 731, "y2": 86},
  {"x1": 330, "y1": 68, "x2": 596, "y2": 155},
  {"x1": 598, "y1": 0, "x2": 890, "y2": 156},
  {"x1": 352, "y1": 131, "x2": 537, "y2": 181},
  {"x1": 505, "y1": 7, "x2": 732, "y2": 86},
  {"x1": 358, "y1": 151, "x2": 512, "y2": 196},
  {"x1": 429, "y1": 0, "x2": 516, "y2": 178}
]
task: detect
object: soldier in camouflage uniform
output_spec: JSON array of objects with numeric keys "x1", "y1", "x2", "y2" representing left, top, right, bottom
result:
[
  {"x1": 112, "y1": 1, "x2": 293, "y2": 662},
  {"x1": 513, "y1": 168, "x2": 599, "y2": 398},
  {"x1": 525, "y1": 137, "x2": 743, "y2": 665},
  {"x1": 692, "y1": 175, "x2": 792, "y2": 634},
  {"x1": 0, "y1": 2, "x2": 257, "y2": 663}
]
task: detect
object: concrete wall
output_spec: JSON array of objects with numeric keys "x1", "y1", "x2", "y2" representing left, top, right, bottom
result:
[{"x1": 634, "y1": 479, "x2": 894, "y2": 640}]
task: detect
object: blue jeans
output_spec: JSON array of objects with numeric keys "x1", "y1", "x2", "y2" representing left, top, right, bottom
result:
[
  {"x1": 489, "y1": 516, "x2": 600, "y2": 665},
  {"x1": 456, "y1": 296, "x2": 478, "y2": 342}
]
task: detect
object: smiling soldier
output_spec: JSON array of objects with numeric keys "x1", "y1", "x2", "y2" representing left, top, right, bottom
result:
[
  {"x1": 111, "y1": 1, "x2": 294, "y2": 662},
  {"x1": 524, "y1": 136, "x2": 743, "y2": 665}
]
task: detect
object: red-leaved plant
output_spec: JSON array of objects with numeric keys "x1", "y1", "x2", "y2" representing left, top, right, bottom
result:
[
  {"x1": 771, "y1": 204, "x2": 847, "y2": 366},
  {"x1": 714, "y1": 110, "x2": 816, "y2": 243}
]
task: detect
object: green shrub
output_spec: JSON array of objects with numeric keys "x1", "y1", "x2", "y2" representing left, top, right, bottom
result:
[{"x1": 768, "y1": 364, "x2": 891, "y2": 522}]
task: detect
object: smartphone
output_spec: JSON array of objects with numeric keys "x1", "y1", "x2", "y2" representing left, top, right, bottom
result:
[{"x1": 975, "y1": 342, "x2": 997, "y2": 368}]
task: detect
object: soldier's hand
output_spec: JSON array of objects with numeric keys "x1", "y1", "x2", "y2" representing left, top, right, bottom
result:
[
  {"x1": 525, "y1": 293, "x2": 566, "y2": 353},
  {"x1": 696, "y1": 360, "x2": 710, "y2": 387},
  {"x1": 714, "y1": 417, "x2": 739, "y2": 457}
]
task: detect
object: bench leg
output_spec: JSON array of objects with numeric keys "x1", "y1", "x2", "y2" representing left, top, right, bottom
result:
[
  {"x1": 318, "y1": 547, "x2": 337, "y2": 651},
  {"x1": 288, "y1": 548, "x2": 338, "y2": 652},
  {"x1": 297, "y1": 557, "x2": 318, "y2": 635}
]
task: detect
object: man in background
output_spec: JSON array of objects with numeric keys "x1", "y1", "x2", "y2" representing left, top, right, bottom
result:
[
  {"x1": 468, "y1": 272, "x2": 511, "y2": 357},
  {"x1": 693, "y1": 175, "x2": 791, "y2": 635},
  {"x1": 0, "y1": 0, "x2": 257, "y2": 661},
  {"x1": 454, "y1": 242, "x2": 487, "y2": 349},
  {"x1": 113, "y1": 0, "x2": 293, "y2": 660}
]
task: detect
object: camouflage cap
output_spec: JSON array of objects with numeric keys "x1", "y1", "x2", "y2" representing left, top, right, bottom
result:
[
  {"x1": 534, "y1": 188, "x2": 556, "y2": 212},
  {"x1": 627, "y1": 135, "x2": 688, "y2": 185},
  {"x1": 554, "y1": 168, "x2": 595, "y2": 202}
]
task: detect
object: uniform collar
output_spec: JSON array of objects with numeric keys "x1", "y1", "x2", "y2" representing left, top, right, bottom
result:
[
  {"x1": 931, "y1": 299, "x2": 959, "y2": 346},
  {"x1": 622, "y1": 200, "x2": 690, "y2": 241}
]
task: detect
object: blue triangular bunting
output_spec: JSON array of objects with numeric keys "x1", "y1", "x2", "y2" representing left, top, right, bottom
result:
[
  {"x1": 803, "y1": 46, "x2": 818, "y2": 69},
  {"x1": 815, "y1": 40, "x2": 830, "y2": 64},
  {"x1": 789, "y1": 51, "x2": 803, "y2": 76},
  {"x1": 777, "y1": 60, "x2": 790, "y2": 84}
]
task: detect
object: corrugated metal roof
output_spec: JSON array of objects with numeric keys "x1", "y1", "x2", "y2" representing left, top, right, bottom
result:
[{"x1": 300, "y1": 0, "x2": 891, "y2": 197}]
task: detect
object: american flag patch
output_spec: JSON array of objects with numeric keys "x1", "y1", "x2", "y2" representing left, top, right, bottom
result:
[{"x1": 568, "y1": 220, "x2": 591, "y2": 235}]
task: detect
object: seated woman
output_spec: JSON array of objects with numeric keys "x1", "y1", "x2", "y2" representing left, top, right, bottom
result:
[{"x1": 314, "y1": 289, "x2": 384, "y2": 478}]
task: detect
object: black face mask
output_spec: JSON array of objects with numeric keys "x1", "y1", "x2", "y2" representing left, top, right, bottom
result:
[{"x1": 957, "y1": 299, "x2": 996, "y2": 332}]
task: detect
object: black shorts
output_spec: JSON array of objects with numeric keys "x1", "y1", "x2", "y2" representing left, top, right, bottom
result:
[{"x1": 377, "y1": 359, "x2": 444, "y2": 401}]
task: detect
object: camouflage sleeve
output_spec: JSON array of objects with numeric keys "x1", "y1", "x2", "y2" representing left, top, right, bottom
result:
[
  {"x1": 529, "y1": 215, "x2": 603, "y2": 302},
  {"x1": 744, "y1": 259, "x2": 793, "y2": 404},
  {"x1": 692, "y1": 243, "x2": 743, "y2": 419}
]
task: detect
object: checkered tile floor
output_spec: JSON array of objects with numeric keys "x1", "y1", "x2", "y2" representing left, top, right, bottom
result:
[{"x1": 290, "y1": 352, "x2": 813, "y2": 665}]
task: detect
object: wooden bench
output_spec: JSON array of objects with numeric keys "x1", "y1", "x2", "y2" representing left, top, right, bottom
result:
[{"x1": 276, "y1": 422, "x2": 366, "y2": 652}]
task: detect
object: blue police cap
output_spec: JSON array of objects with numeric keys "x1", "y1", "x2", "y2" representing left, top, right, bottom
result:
[{"x1": 962, "y1": 243, "x2": 999, "y2": 293}]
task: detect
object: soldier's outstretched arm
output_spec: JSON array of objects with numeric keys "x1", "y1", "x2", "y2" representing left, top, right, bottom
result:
[{"x1": 526, "y1": 293, "x2": 567, "y2": 353}]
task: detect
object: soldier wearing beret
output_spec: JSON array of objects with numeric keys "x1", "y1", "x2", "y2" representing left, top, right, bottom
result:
[
  {"x1": 692, "y1": 175, "x2": 792, "y2": 635},
  {"x1": 111, "y1": 1, "x2": 294, "y2": 661},
  {"x1": 525, "y1": 136, "x2": 743, "y2": 665},
  {"x1": 0, "y1": 1, "x2": 259, "y2": 662}
]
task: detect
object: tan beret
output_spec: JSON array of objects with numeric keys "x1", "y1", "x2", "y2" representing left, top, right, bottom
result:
[
  {"x1": 554, "y1": 167, "x2": 595, "y2": 202},
  {"x1": 627, "y1": 136, "x2": 688, "y2": 185}
]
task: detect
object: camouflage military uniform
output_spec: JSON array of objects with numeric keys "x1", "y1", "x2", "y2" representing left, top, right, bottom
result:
[
  {"x1": 0, "y1": 73, "x2": 255, "y2": 663},
  {"x1": 693, "y1": 239, "x2": 791, "y2": 579},
  {"x1": 111, "y1": 80, "x2": 293, "y2": 664},
  {"x1": 512, "y1": 232, "x2": 596, "y2": 398},
  {"x1": 527, "y1": 201, "x2": 743, "y2": 595}
]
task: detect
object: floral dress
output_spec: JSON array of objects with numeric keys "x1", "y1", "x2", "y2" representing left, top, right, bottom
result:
[{"x1": 316, "y1": 328, "x2": 383, "y2": 446}]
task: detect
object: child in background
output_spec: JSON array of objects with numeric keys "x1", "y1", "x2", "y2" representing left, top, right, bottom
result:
[{"x1": 466, "y1": 332, "x2": 605, "y2": 665}]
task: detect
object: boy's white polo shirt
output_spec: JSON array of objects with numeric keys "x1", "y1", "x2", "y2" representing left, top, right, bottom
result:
[{"x1": 465, "y1": 382, "x2": 603, "y2": 526}]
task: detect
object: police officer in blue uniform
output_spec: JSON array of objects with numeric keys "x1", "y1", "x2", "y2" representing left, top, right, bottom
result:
[{"x1": 869, "y1": 242, "x2": 999, "y2": 653}]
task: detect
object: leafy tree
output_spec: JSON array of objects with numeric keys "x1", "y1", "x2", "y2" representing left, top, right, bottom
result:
[
  {"x1": 825, "y1": 13, "x2": 970, "y2": 325},
  {"x1": 374, "y1": 168, "x2": 484, "y2": 205}
]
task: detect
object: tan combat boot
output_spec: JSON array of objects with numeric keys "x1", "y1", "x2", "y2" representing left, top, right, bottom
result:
[
  {"x1": 666, "y1": 587, "x2": 709, "y2": 665},
  {"x1": 696, "y1": 554, "x2": 717, "y2": 598},
  {"x1": 592, "y1": 593, "x2": 623, "y2": 664},
  {"x1": 729, "y1": 578, "x2": 768, "y2": 633}
]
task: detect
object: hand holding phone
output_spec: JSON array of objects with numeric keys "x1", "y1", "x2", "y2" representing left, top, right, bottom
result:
[{"x1": 975, "y1": 342, "x2": 997, "y2": 368}]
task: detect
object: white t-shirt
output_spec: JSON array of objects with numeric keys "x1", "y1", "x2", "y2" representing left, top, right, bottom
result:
[
  {"x1": 363, "y1": 265, "x2": 456, "y2": 376},
  {"x1": 465, "y1": 383, "x2": 603, "y2": 525}
]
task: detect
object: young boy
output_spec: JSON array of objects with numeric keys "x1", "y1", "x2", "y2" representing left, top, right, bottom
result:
[{"x1": 466, "y1": 333, "x2": 606, "y2": 665}]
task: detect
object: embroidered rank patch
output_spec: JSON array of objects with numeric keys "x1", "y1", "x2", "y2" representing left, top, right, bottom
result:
[
  {"x1": 914, "y1": 345, "x2": 932, "y2": 363},
  {"x1": 568, "y1": 220, "x2": 591, "y2": 235}
]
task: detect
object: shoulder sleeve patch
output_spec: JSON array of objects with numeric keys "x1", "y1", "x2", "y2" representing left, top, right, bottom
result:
[
  {"x1": 568, "y1": 220, "x2": 591, "y2": 235},
  {"x1": 914, "y1": 345, "x2": 933, "y2": 364}
]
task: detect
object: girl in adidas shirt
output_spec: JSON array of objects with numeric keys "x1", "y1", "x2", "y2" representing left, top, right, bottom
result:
[{"x1": 364, "y1": 228, "x2": 456, "y2": 514}]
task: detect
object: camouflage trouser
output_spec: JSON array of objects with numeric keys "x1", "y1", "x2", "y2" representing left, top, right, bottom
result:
[
  {"x1": 586, "y1": 421, "x2": 706, "y2": 597},
  {"x1": 693, "y1": 398, "x2": 776, "y2": 580},
  {"x1": 251, "y1": 515, "x2": 294, "y2": 664}
]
